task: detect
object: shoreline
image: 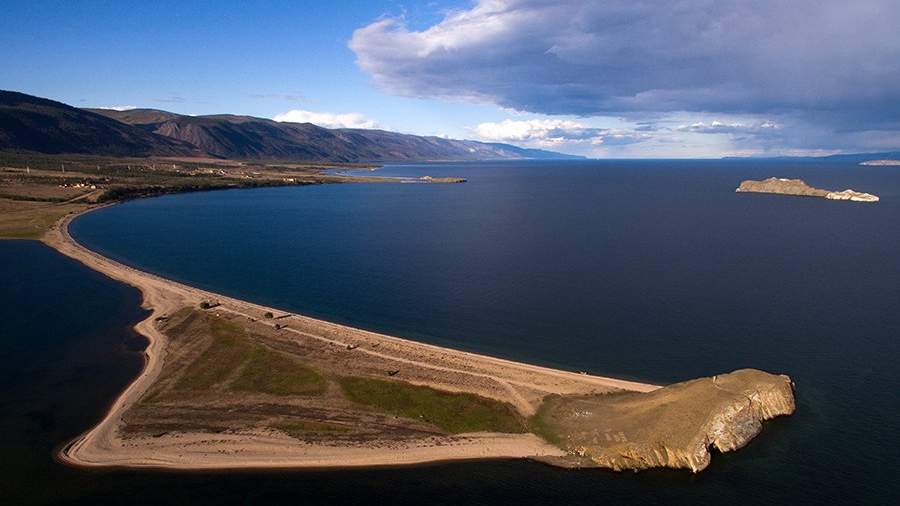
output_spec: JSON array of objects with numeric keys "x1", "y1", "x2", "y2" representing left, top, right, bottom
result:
[{"x1": 45, "y1": 204, "x2": 658, "y2": 471}]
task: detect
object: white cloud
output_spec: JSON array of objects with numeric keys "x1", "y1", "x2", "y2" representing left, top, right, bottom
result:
[
  {"x1": 96, "y1": 105, "x2": 137, "y2": 111},
  {"x1": 474, "y1": 119, "x2": 582, "y2": 141},
  {"x1": 350, "y1": 0, "x2": 900, "y2": 154},
  {"x1": 273, "y1": 109, "x2": 379, "y2": 129},
  {"x1": 350, "y1": 0, "x2": 900, "y2": 118},
  {"x1": 473, "y1": 119, "x2": 649, "y2": 147}
]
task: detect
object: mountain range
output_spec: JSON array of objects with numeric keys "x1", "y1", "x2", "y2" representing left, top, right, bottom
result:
[{"x1": 0, "y1": 90, "x2": 579, "y2": 162}]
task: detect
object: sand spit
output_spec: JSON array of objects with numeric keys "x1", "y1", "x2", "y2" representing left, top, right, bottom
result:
[{"x1": 45, "y1": 207, "x2": 658, "y2": 471}]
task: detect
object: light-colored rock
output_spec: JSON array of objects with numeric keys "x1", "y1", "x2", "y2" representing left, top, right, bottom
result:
[
  {"x1": 826, "y1": 189, "x2": 879, "y2": 202},
  {"x1": 536, "y1": 369, "x2": 796, "y2": 473},
  {"x1": 735, "y1": 177, "x2": 828, "y2": 197}
]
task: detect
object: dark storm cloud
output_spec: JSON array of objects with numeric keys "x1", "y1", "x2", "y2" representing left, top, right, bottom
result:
[{"x1": 350, "y1": 0, "x2": 900, "y2": 136}]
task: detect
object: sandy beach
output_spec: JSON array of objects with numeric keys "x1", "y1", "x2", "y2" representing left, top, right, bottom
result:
[{"x1": 46, "y1": 206, "x2": 658, "y2": 470}]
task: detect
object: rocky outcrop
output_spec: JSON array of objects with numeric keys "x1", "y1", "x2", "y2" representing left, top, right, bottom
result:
[
  {"x1": 535, "y1": 369, "x2": 795, "y2": 472},
  {"x1": 826, "y1": 189, "x2": 880, "y2": 202},
  {"x1": 419, "y1": 176, "x2": 467, "y2": 183},
  {"x1": 736, "y1": 177, "x2": 828, "y2": 197},
  {"x1": 736, "y1": 177, "x2": 878, "y2": 203}
]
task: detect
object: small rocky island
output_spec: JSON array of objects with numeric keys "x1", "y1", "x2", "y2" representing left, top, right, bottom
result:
[
  {"x1": 736, "y1": 177, "x2": 879, "y2": 202},
  {"x1": 420, "y1": 175, "x2": 467, "y2": 183}
]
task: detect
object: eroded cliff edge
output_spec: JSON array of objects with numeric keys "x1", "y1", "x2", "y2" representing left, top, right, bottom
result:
[{"x1": 534, "y1": 369, "x2": 795, "y2": 472}]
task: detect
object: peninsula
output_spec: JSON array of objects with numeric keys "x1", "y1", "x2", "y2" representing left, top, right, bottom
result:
[
  {"x1": 0, "y1": 148, "x2": 796, "y2": 473},
  {"x1": 736, "y1": 177, "x2": 879, "y2": 202},
  {"x1": 36, "y1": 205, "x2": 794, "y2": 473}
]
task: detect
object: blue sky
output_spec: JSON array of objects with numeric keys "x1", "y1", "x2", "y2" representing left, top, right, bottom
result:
[{"x1": 2, "y1": 1, "x2": 899, "y2": 158}]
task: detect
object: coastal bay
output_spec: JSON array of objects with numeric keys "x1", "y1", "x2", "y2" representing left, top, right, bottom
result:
[
  {"x1": 2, "y1": 159, "x2": 899, "y2": 504},
  {"x1": 5, "y1": 1, "x2": 900, "y2": 501}
]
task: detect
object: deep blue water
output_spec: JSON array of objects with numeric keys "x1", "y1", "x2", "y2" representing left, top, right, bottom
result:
[{"x1": 4, "y1": 159, "x2": 899, "y2": 503}]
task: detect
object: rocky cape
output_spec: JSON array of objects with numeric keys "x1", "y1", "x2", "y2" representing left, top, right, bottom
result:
[
  {"x1": 736, "y1": 177, "x2": 879, "y2": 202},
  {"x1": 537, "y1": 369, "x2": 795, "y2": 472}
]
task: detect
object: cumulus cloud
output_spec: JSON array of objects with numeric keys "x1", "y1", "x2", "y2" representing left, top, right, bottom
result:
[
  {"x1": 95, "y1": 105, "x2": 137, "y2": 111},
  {"x1": 474, "y1": 119, "x2": 649, "y2": 147},
  {"x1": 474, "y1": 119, "x2": 582, "y2": 141},
  {"x1": 273, "y1": 109, "x2": 379, "y2": 129},
  {"x1": 350, "y1": 0, "x2": 900, "y2": 152},
  {"x1": 352, "y1": 0, "x2": 900, "y2": 117}
]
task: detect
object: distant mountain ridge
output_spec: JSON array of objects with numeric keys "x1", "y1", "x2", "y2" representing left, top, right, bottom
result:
[
  {"x1": 89, "y1": 107, "x2": 579, "y2": 162},
  {"x1": 0, "y1": 91, "x2": 199, "y2": 157},
  {"x1": 0, "y1": 90, "x2": 581, "y2": 161}
]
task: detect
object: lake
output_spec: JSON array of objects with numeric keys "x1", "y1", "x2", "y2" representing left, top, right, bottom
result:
[{"x1": 4, "y1": 159, "x2": 899, "y2": 503}]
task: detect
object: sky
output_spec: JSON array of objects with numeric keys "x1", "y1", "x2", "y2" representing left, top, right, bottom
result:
[{"x1": 2, "y1": 0, "x2": 899, "y2": 158}]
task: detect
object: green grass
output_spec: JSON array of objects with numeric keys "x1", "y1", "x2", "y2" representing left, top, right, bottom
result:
[
  {"x1": 174, "y1": 319, "x2": 252, "y2": 390},
  {"x1": 527, "y1": 394, "x2": 564, "y2": 445},
  {"x1": 338, "y1": 376, "x2": 526, "y2": 434},
  {"x1": 231, "y1": 346, "x2": 326, "y2": 396},
  {"x1": 275, "y1": 419, "x2": 350, "y2": 435}
]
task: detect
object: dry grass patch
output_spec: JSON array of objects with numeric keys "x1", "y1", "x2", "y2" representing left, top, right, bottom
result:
[
  {"x1": 231, "y1": 345, "x2": 326, "y2": 396},
  {"x1": 173, "y1": 318, "x2": 252, "y2": 391},
  {"x1": 0, "y1": 199, "x2": 85, "y2": 239}
]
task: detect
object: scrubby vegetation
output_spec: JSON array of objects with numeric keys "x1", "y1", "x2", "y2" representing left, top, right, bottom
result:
[
  {"x1": 231, "y1": 345, "x2": 326, "y2": 396},
  {"x1": 171, "y1": 317, "x2": 324, "y2": 396},
  {"x1": 338, "y1": 376, "x2": 526, "y2": 434},
  {"x1": 126, "y1": 308, "x2": 543, "y2": 445},
  {"x1": 275, "y1": 419, "x2": 349, "y2": 435}
]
